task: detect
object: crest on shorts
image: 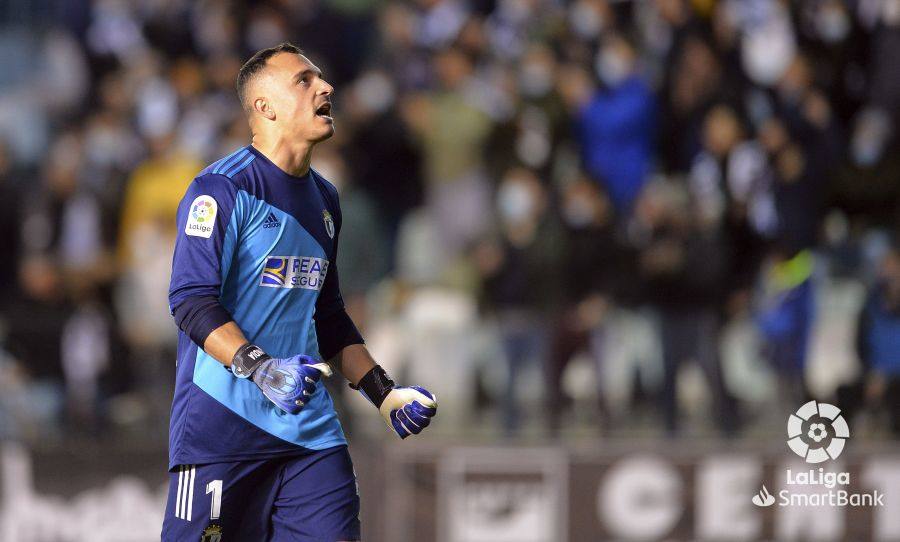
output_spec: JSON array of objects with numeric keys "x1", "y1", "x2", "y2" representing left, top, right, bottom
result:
[
  {"x1": 200, "y1": 524, "x2": 222, "y2": 542},
  {"x1": 323, "y1": 210, "x2": 335, "y2": 239}
]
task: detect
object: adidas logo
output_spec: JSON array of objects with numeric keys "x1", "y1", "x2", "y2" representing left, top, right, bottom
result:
[{"x1": 263, "y1": 212, "x2": 281, "y2": 229}]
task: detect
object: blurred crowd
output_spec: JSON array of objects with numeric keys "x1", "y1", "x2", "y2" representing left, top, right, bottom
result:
[{"x1": 3, "y1": 0, "x2": 900, "y2": 443}]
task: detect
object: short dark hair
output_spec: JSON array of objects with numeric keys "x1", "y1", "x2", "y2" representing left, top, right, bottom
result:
[{"x1": 236, "y1": 42, "x2": 303, "y2": 110}]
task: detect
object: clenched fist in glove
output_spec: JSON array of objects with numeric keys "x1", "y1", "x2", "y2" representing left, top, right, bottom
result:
[
  {"x1": 230, "y1": 343, "x2": 332, "y2": 415},
  {"x1": 351, "y1": 365, "x2": 437, "y2": 438}
]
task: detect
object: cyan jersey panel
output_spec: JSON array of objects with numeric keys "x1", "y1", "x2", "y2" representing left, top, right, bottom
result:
[
  {"x1": 170, "y1": 340, "x2": 322, "y2": 469},
  {"x1": 191, "y1": 349, "x2": 343, "y2": 454},
  {"x1": 218, "y1": 192, "x2": 325, "y2": 356}
]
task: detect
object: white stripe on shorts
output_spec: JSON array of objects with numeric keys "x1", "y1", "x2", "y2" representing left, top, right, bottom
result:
[
  {"x1": 187, "y1": 465, "x2": 196, "y2": 521},
  {"x1": 175, "y1": 466, "x2": 184, "y2": 519}
]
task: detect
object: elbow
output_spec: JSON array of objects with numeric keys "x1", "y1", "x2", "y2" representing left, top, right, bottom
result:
[
  {"x1": 314, "y1": 309, "x2": 364, "y2": 361},
  {"x1": 172, "y1": 295, "x2": 234, "y2": 348}
]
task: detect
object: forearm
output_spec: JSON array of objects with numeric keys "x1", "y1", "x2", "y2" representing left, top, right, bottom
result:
[
  {"x1": 330, "y1": 343, "x2": 377, "y2": 387},
  {"x1": 203, "y1": 321, "x2": 250, "y2": 367}
]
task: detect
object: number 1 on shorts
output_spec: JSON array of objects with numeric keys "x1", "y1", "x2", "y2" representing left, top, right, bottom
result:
[{"x1": 206, "y1": 480, "x2": 222, "y2": 520}]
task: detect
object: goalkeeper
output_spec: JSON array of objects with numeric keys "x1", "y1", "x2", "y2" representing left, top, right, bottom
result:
[{"x1": 161, "y1": 43, "x2": 436, "y2": 542}]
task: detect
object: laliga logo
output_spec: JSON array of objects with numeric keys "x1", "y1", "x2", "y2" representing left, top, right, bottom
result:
[
  {"x1": 787, "y1": 400, "x2": 849, "y2": 463},
  {"x1": 192, "y1": 200, "x2": 214, "y2": 222},
  {"x1": 751, "y1": 401, "x2": 881, "y2": 509}
]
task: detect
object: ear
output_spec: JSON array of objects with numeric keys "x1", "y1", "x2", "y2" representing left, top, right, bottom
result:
[{"x1": 253, "y1": 97, "x2": 275, "y2": 120}]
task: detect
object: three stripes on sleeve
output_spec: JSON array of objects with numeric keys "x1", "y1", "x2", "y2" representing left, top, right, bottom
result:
[{"x1": 211, "y1": 148, "x2": 256, "y2": 178}]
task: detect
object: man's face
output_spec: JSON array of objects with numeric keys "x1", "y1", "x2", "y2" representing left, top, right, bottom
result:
[{"x1": 259, "y1": 53, "x2": 334, "y2": 143}]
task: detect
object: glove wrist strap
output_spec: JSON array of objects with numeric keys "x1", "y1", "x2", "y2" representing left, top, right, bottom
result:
[
  {"x1": 231, "y1": 343, "x2": 271, "y2": 379},
  {"x1": 350, "y1": 365, "x2": 394, "y2": 408}
]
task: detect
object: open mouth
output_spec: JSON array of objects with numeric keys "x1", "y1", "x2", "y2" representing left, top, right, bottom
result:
[{"x1": 315, "y1": 102, "x2": 332, "y2": 119}]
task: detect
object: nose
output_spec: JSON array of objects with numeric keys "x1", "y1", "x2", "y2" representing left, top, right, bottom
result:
[{"x1": 319, "y1": 79, "x2": 334, "y2": 97}]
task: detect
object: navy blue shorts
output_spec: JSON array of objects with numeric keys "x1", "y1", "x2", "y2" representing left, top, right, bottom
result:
[{"x1": 161, "y1": 445, "x2": 360, "y2": 541}]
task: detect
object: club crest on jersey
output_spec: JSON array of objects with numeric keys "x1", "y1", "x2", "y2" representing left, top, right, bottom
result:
[
  {"x1": 260, "y1": 255, "x2": 329, "y2": 290},
  {"x1": 323, "y1": 210, "x2": 335, "y2": 239},
  {"x1": 200, "y1": 524, "x2": 222, "y2": 542},
  {"x1": 185, "y1": 195, "x2": 217, "y2": 238}
]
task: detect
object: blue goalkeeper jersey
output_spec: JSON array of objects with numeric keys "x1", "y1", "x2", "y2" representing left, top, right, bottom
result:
[{"x1": 167, "y1": 145, "x2": 354, "y2": 469}]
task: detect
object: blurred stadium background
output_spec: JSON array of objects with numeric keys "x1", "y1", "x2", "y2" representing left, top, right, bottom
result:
[{"x1": 3, "y1": 0, "x2": 900, "y2": 540}]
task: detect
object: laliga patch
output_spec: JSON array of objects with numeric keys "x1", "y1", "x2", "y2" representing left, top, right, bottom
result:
[{"x1": 185, "y1": 195, "x2": 217, "y2": 238}]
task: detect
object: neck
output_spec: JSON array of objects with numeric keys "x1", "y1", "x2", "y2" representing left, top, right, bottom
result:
[{"x1": 251, "y1": 133, "x2": 314, "y2": 177}]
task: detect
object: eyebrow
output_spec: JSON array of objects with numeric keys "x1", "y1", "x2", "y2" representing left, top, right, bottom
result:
[{"x1": 294, "y1": 68, "x2": 322, "y2": 82}]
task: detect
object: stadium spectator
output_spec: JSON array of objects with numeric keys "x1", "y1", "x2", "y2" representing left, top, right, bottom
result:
[
  {"x1": 689, "y1": 104, "x2": 771, "y2": 296},
  {"x1": 577, "y1": 34, "x2": 657, "y2": 219},
  {"x1": 856, "y1": 243, "x2": 900, "y2": 435},
  {"x1": 115, "y1": 133, "x2": 199, "y2": 418},
  {"x1": 4, "y1": 255, "x2": 70, "y2": 388},
  {"x1": 410, "y1": 46, "x2": 493, "y2": 255},
  {"x1": 637, "y1": 178, "x2": 738, "y2": 435},
  {"x1": 344, "y1": 69, "x2": 424, "y2": 251},
  {"x1": 755, "y1": 248, "x2": 815, "y2": 406},
  {"x1": 545, "y1": 175, "x2": 626, "y2": 434},
  {"x1": 476, "y1": 168, "x2": 564, "y2": 435}
]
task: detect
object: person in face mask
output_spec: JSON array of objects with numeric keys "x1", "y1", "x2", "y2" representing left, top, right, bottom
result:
[
  {"x1": 475, "y1": 168, "x2": 565, "y2": 436},
  {"x1": 815, "y1": 0, "x2": 851, "y2": 44},
  {"x1": 737, "y1": 0, "x2": 797, "y2": 87},
  {"x1": 568, "y1": 0, "x2": 612, "y2": 42},
  {"x1": 518, "y1": 45, "x2": 556, "y2": 100},
  {"x1": 829, "y1": 106, "x2": 900, "y2": 227},
  {"x1": 851, "y1": 107, "x2": 892, "y2": 168},
  {"x1": 594, "y1": 36, "x2": 635, "y2": 89},
  {"x1": 577, "y1": 34, "x2": 657, "y2": 220},
  {"x1": 496, "y1": 172, "x2": 540, "y2": 228},
  {"x1": 485, "y1": 44, "x2": 568, "y2": 180},
  {"x1": 545, "y1": 177, "x2": 636, "y2": 435}
]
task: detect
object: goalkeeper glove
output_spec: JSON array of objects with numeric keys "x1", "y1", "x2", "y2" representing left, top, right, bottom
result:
[
  {"x1": 230, "y1": 343, "x2": 332, "y2": 415},
  {"x1": 352, "y1": 365, "x2": 437, "y2": 439}
]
